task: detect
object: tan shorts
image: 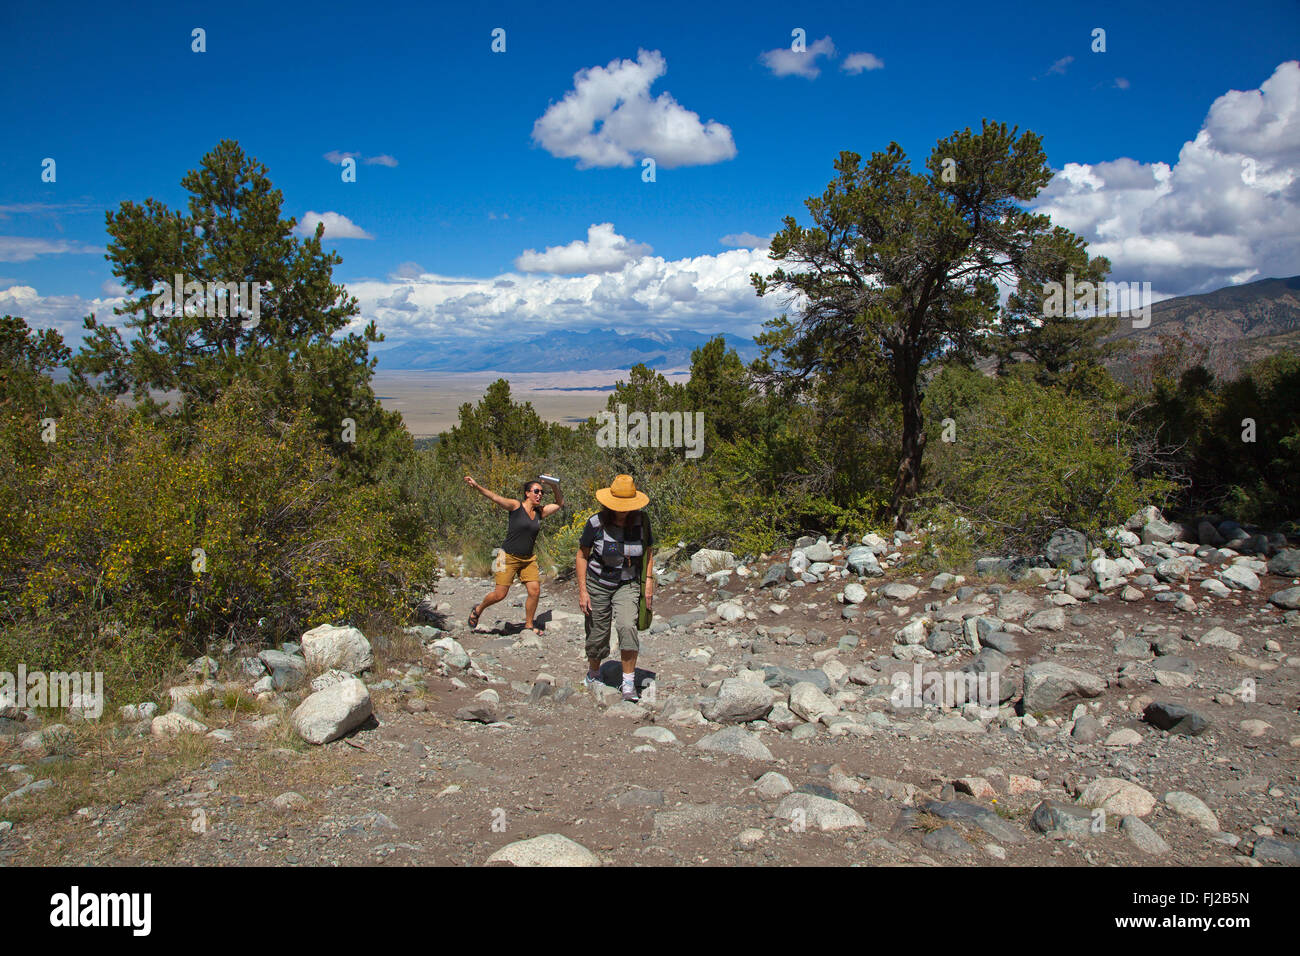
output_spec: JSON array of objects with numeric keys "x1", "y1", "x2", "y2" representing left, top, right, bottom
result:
[{"x1": 494, "y1": 551, "x2": 539, "y2": 586}]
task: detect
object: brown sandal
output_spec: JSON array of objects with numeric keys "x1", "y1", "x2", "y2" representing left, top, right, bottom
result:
[{"x1": 468, "y1": 605, "x2": 482, "y2": 629}]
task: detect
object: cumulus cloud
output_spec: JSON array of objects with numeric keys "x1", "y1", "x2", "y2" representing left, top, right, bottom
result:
[
  {"x1": 295, "y1": 211, "x2": 374, "y2": 239},
  {"x1": 14, "y1": 243, "x2": 792, "y2": 354},
  {"x1": 719, "y1": 232, "x2": 773, "y2": 248},
  {"x1": 760, "y1": 36, "x2": 836, "y2": 79},
  {"x1": 1030, "y1": 60, "x2": 1300, "y2": 294},
  {"x1": 0, "y1": 283, "x2": 127, "y2": 342},
  {"x1": 339, "y1": 246, "x2": 782, "y2": 345},
  {"x1": 515, "y1": 223, "x2": 653, "y2": 274},
  {"x1": 532, "y1": 49, "x2": 737, "y2": 169},
  {"x1": 0, "y1": 237, "x2": 100, "y2": 262},
  {"x1": 841, "y1": 52, "x2": 884, "y2": 74}
]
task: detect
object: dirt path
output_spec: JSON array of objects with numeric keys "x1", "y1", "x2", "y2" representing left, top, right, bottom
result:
[{"x1": 4, "y1": 544, "x2": 1298, "y2": 867}]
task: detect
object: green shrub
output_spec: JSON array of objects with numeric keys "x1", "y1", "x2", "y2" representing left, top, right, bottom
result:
[
  {"x1": 925, "y1": 375, "x2": 1172, "y2": 551},
  {"x1": 0, "y1": 381, "x2": 434, "y2": 680}
]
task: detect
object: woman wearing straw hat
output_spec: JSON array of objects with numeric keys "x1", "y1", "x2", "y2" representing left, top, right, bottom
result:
[{"x1": 576, "y1": 474, "x2": 654, "y2": 702}]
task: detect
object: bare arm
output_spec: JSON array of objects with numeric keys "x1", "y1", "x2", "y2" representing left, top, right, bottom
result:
[
  {"x1": 463, "y1": 475, "x2": 518, "y2": 511},
  {"x1": 541, "y1": 479, "x2": 564, "y2": 518},
  {"x1": 576, "y1": 545, "x2": 591, "y2": 614}
]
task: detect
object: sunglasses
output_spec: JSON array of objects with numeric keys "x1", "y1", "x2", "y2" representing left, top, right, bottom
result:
[{"x1": 528, "y1": 488, "x2": 545, "y2": 495}]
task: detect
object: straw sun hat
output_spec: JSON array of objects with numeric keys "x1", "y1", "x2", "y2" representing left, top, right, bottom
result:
[{"x1": 595, "y1": 474, "x2": 649, "y2": 512}]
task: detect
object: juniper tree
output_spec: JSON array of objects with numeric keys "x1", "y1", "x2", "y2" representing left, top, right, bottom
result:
[
  {"x1": 753, "y1": 120, "x2": 1106, "y2": 525},
  {"x1": 71, "y1": 139, "x2": 407, "y2": 479}
]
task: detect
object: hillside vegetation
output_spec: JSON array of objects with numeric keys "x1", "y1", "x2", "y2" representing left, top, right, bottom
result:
[{"x1": 2, "y1": 137, "x2": 1296, "y2": 696}]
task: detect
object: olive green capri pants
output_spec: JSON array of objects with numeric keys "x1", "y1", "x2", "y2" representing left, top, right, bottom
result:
[{"x1": 584, "y1": 578, "x2": 640, "y2": 659}]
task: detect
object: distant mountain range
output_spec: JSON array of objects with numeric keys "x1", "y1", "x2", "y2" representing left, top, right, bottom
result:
[
  {"x1": 1104, "y1": 275, "x2": 1300, "y2": 379},
  {"x1": 369, "y1": 275, "x2": 1300, "y2": 376},
  {"x1": 372, "y1": 328, "x2": 763, "y2": 371}
]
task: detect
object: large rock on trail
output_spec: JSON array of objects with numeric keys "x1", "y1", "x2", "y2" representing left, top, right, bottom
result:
[
  {"x1": 1045, "y1": 528, "x2": 1088, "y2": 566},
  {"x1": 1022, "y1": 662, "x2": 1105, "y2": 712},
  {"x1": 701, "y1": 679, "x2": 776, "y2": 724},
  {"x1": 301, "y1": 624, "x2": 374, "y2": 675},
  {"x1": 694, "y1": 726, "x2": 774, "y2": 760},
  {"x1": 292, "y1": 677, "x2": 373, "y2": 744},
  {"x1": 774, "y1": 793, "x2": 865, "y2": 831},
  {"x1": 691, "y1": 549, "x2": 737, "y2": 575},
  {"x1": 486, "y1": 834, "x2": 600, "y2": 867}
]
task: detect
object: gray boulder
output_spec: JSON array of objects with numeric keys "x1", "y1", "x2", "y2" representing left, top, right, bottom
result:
[
  {"x1": 1045, "y1": 528, "x2": 1088, "y2": 565},
  {"x1": 301, "y1": 624, "x2": 373, "y2": 675},
  {"x1": 1269, "y1": 586, "x2": 1300, "y2": 610},
  {"x1": 291, "y1": 678, "x2": 373, "y2": 744},
  {"x1": 1267, "y1": 549, "x2": 1300, "y2": 577},
  {"x1": 701, "y1": 679, "x2": 775, "y2": 724},
  {"x1": 694, "y1": 726, "x2": 773, "y2": 760},
  {"x1": 1022, "y1": 662, "x2": 1105, "y2": 712}
]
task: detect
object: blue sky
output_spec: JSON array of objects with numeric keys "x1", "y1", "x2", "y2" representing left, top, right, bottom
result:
[{"x1": 2, "y1": 0, "x2": 1298, "y2": 359}]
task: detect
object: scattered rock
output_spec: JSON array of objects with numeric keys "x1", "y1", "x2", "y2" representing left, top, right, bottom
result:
[
  {"x1": 1144, "y1": 701, "x2": 1211, "y2": 736},
  {"x1": 1022, "y1": 662, "x2": 1105, "y2": 712},
  {"x1": 774, "y1": 792, "x2": 865, "y2": 831},
  {"x1": 1164, "y1": 791, "x2": 1220, "y2": 831},
  {"x1": 1121, "y1": 815, "x2": 1171, "y2": 855},
  {"x1": 301, "y1": 624, "x2": 373, "y2": 675},
  {"x1": 1077, "y1": 778, "x2": 1156, "y2": 817},
  {"x1": 486, "y1": 833, "x2": 600, "y2": 867},
  {"x1": 694, "y1": 726, "x2": 773, "y2": 760},
  {"x1": 291, "y1": 678, "x2": 373, "y2": 745}
]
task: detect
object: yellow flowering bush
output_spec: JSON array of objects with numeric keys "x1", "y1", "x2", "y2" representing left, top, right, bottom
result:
[{"x1": 0, "y1": 381, "x2": 435, "y2": 666}]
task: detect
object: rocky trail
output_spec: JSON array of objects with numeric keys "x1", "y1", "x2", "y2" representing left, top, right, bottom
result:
[{"x1": 3, "y1": 510, "x2": 1299, "y2": 867}]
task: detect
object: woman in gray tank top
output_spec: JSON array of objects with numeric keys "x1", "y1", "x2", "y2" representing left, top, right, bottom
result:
[{"x1": 465, "y1": 475, "x2": 563, "y2": 635}]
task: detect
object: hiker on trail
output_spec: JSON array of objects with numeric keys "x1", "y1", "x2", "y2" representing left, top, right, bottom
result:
[
  {"x1": 577, "y1": 474, "x2": 654, "y2": 702},
  {"x1": 466, "y1": 476, "x2": 563, "y2": 635}
]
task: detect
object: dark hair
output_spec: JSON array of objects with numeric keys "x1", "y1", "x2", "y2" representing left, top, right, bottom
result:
[
  {"x1": 599, "y1": 507, "x2": 641, "y2": 526},
  {"x1": 523, "y1": 480, "x2": 543, "y2": 494}
]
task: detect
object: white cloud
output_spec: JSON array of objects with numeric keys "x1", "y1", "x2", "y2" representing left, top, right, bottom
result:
[
  {"x1": 295, "y1": 211, "x2": 375, "y2": 240},
  {"x1": 515, "y1": 223, "x2": 653, "y2": 274},
  {"x1": 760, "y1": 36, "x2": 835, "y2": 79},
  {"x1": 0, "y1": 284, "x2": 127, "y2": 342},
  {"x1": 532, "y1": 49, "x2": 737, "y2": 169},
  {"x1": 0, "y1": 237, "x2": 99, "y2": 262},
  {"x1": 841, "y1": 52, "x2": 884, "y2": 74},
  {"x1": 1030, "y1": 60, "x2": 1300, "y2": 294},
  {"x1": 719, "y1": 232, "x2": 773, "y2": 248},
  {"x1": 339, "y1": 246, "x2": 783, "y2": 345},
  {"x1": 12, "y1": 241, "x2": 792, "y2": 355},
  {"x1": 1046, "y1": 55, "x2": 1074, "y2": 76},
  {"x1": 324, "y1": 150, "x2": 398, "y2": 167}
]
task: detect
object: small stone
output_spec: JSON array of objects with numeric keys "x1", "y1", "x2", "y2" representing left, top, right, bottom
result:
[
  {"x1": 1105, "y1": 728, "x2": 1143, "y2": 747},
  {"x1": 694, "y1": 725, "x2": 773, "y2": 760},
  {"x1": 755, "y1": 771, "x2": 794, "y2": 800},
  {"x1": 150, "y1": 713, "x2": 208, "y2": 737},
  {"x1": 1077, "y1": 777, "x2": 1156, "y2": 817},
  {"x1": 1164, "y1": 791, "x2": 1220, "y2": 831},
  {"x1": 1199, "y1": 627, "x2": 1243, "y2": 651},
  {"x1": 774, "y1": 792, "x2": 865, "y2": 831},
  {"x1": 1121, "y1": 815, "x2": 1171, "y2": 855}
]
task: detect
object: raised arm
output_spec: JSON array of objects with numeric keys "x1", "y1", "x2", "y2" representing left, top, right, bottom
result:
[
  {"x1": 540, "y1": 478, "x2": 565, "y2": 518},
  {"x1": 463, "y1": 475, "x2": 518, "y2": 511}
]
